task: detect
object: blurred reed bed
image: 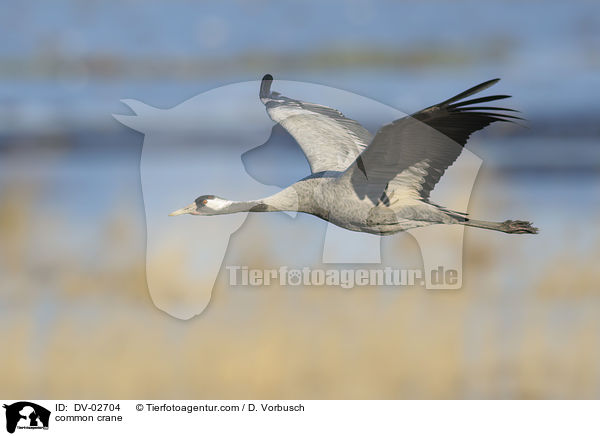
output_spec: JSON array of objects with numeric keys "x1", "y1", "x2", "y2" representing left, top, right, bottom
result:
[{"x1": 1, "y1": 179, "x2": 600, "y2": 399}]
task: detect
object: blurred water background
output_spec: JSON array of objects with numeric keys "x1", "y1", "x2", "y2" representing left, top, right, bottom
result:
[{"x1": 1, "y1": 0, "x2": 599, "y2": 399}]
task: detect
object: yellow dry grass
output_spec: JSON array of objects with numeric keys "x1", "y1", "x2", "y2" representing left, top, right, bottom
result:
[{"x1": 1, "y1": 183, "x2": 599, "y2": 399}]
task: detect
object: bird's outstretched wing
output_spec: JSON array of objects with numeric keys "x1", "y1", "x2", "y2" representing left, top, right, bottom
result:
[
  {"x1": 260, "y1": 74, "x2": 373, "y2": 173},
  {"x1": 342, "y1": 78, "x2": 521, "y2": 205}
]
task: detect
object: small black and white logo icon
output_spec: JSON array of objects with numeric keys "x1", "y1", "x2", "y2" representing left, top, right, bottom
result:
[{"x1": 3, "y1": 402, "x2": 50, "y2": 434}]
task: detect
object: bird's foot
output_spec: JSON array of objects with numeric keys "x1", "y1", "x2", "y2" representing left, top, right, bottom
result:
[{"x1": 501, "y1": 220, "x2": 538, "y2": 234}]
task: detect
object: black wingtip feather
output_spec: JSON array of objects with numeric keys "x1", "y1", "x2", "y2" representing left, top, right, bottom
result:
[
  {"x1": 260, "y1": 74, "x2": 273, "y2": 99},
  {"x1": 465, "y1": 112, "x2": 524, "y2": 120},
  {"x1": 457, "y1": 106, "x2": 520, "y2": 112},
  {"x1": 438, "y1": 78, "x2": 501, "y2": 107},
  {"x1": 448, "y1": 95, "x2": 511, "y2": 109}
]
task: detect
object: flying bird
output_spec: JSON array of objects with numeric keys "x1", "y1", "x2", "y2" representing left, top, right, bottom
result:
[{"x1": 170, "y1": 74, "x2": 537, "y2": 235}]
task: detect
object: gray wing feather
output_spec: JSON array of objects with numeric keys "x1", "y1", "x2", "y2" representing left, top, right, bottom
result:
[
  {"x1": 260, "y1": 75, "x2": 373, "y2": 173},
  {"x1": 342, "y1": 79, "x2": 520, "y2": 204}
]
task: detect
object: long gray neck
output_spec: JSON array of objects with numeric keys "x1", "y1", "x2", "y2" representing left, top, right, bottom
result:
[{"x1": 220, "y1": 187, "x2": 300, "y2": 214}]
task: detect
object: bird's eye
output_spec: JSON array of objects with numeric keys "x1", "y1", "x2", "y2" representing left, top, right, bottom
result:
[{"x1": 202, "y1": 199, "x2": 208, "y2": 205}]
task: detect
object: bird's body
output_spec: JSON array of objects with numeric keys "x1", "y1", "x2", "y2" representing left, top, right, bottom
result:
[
  {"x1": 171, "y1": 75, "x2": 537, "y2": 235},
  {"x1": 243, "y1": 172, "x2": 456, "y2": 235}
]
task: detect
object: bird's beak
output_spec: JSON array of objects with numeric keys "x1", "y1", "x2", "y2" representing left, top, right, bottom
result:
[{"x1": 169, "y1": 203, "x2": 196, "y2": 216}]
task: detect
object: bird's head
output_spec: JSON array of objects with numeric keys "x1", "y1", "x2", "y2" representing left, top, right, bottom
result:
[{"x1": 169, "y1": 195, "x2": 231, "y2": 216}]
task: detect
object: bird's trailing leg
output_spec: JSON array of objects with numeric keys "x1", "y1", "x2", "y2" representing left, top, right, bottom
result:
[{"x1": 464, "y1": 219, "x2": 538, "y2": 234}]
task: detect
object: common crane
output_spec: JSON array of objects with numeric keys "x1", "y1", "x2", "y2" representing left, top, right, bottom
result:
[{"x1": 170, "y1": 75, "x2": 537, "y2": 235}]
